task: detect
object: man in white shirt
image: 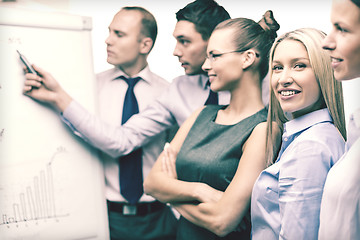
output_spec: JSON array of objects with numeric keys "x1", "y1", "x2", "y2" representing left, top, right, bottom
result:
[{"x1": 24, "y1": 6, "x2": 177, "y2": 240}]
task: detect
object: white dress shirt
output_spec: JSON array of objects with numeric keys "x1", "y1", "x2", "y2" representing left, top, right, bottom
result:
[
  {"x1": 319, "y1": 107, "x2": 360, "y2": 240},
  {"x1": 63, "y1": 66, "x2": 169, "y2": 202}
]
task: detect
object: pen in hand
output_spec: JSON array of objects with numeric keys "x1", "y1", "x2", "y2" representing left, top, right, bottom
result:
[{"x1": 17, "y1": 50, "x2": 37, "y2": 75}]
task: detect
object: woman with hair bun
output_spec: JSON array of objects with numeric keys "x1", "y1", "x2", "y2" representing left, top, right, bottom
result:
[
  {"x1": 144, "y1": 11, "x2": 280, "y2": 239},
  {"x1": 251, "y1": 28, "x2": 346, "y2": 240}
]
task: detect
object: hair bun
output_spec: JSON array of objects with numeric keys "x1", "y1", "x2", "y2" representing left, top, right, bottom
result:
[{"x1": 257, "y1": 10, "x2": 280, "y2": 40}]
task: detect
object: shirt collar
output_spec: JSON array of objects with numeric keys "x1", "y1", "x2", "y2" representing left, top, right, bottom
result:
[
  {"x1": 283, "y1": 108, "x2": 333, "y2": 138},
  {"x1": 176, "y1": 73, "x2": 209, "y2": 89},
  {"x1": 110, "y1": 65, "x2": 152, "y2": 84},
  {"x1": 199, "y1": 74, "x2": 211, "y2": 89}
]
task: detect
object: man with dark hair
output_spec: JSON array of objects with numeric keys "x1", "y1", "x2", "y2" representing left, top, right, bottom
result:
[
  {"x1": 171, "y1": 0, "x2": 230, "y2": 77},
  {"x1": 176, "y1": 0, "x2": 230, "y2": 41}
]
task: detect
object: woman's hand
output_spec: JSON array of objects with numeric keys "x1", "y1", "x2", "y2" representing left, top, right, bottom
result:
[
  {"x1": 194, "y1": 182, "x2": 223, "y2": 203},
  {"x1": 161, "y1": 143, "x2": 178, "y2": 179},
  {"x1": 161, "y1": 143, "x2": 223, "y2": 203}
]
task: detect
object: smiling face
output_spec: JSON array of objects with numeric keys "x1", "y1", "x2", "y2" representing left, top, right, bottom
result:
[
  {"x1": 202, "y1": 29, "x2": 244, "y2": 92},
  {"x1": 322, "y1": 0, "x2": 360, "y2": 80},
  {"x1": 271, "y1": 40, "x2": 324, "y2": 118},
  {"x1": 172, "y1": 20, "x2": 208, "y2": 75}
]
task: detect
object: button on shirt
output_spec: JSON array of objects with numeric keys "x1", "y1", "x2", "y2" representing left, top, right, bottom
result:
[
  {"x1": 319, "y1": 107, "x2": 360, "y2": 240},
  {"x1": 251, "y1": 108, "x2": 345, "y2": 240},
  {"x1": 62, "y1": 74, "x2": 231, "y2": 158},
  {"x1": 345, "y1": 107, "x2": 360, "y2": 149},
  {"x1": 63, "y1": 66, "x2": 169, "y2": 202}
]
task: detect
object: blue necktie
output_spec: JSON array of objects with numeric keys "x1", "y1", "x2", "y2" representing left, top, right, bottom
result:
[
  {"x1": 119, "y1": 76, "x2": 143, "y2": 205},
  {"x1": 205, "y1": 80, "x2": 218, "y2": 105}
]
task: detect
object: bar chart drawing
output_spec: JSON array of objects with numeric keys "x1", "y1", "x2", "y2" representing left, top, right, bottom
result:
[{"x1": 0, "y1": 147, "x2": 70, "y2": 228}]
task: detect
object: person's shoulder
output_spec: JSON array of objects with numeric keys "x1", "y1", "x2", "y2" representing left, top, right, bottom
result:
[
  {"x1": 147, "y1": 71, "x2": 170, "y2": 88},
  {"x1": 171, "y1": 74, "x2": 206, "y2": 85},
  {"x1": 96, "y1": 68, "x2": 118, "y2": 81},
  {"x1": 203, "y1": 104, "x2": 224, "y2": 112},
  {"x1": 303, "y1": 121, "x2": 341, "y2": 141},
  {"x1": 294, "y1": 122, "x2": 345, "y2": 157},
  {"x1": 169, "y1": 74, "x2": 208, "y2": 95},
  {"x1": 291, "y1": 109, "x2": 344, "y2": 145},
  {"x1": 256, "y1": 107, "x2": 268, "y2": 121}
]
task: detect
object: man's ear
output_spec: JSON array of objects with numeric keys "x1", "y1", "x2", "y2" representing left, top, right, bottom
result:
[
  {"x1": 242, "y1": 49, "x2": 257, "y2": 70},
  {"x1": 140, "y1": 37, "x2": 153, "y2": 55}
]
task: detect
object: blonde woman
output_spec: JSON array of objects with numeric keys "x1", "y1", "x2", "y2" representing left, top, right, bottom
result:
[{"x1": 251, "y1": 28, "x2": 346, "y2": 240}]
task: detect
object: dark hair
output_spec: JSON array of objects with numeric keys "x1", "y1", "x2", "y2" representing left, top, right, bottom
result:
[
  {"x1": 176, "y1": 0, "x2": 230, "y2": 40},
  {"x1": 123, "y1": 6, "x2": 158, "y2": 50},
  {"x1": 351, "y1": 0, "x2": 360, "y2": 8},
  {"x1": 214, "y1": 10, "x2": 280, "y2": 80}
]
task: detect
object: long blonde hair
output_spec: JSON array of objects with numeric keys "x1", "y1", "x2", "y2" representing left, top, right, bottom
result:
[{"x1": 266, "y1": 28, "x2": 346, "y2": 166}]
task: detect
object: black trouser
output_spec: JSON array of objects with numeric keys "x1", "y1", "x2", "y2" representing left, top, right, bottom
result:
[{"x1": 107, "y1": 201, "x2": 178, "y2": 240}]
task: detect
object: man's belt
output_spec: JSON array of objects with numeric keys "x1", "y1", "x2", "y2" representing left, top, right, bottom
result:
[{"x1": 107, "y1": 200, "x2": 166, "y2": 216}]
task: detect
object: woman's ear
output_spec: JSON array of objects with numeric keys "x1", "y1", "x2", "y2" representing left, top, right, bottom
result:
[
  {"x1": 242, "y1": 49, "x2": 257, "y2": 70},
  {"x1": 139, "y1": 37, "x2": 153, "y2": 55}
]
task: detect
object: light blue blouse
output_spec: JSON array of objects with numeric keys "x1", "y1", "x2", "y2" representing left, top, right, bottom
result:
[{"x1": 251, "y1": 108, "x2": 345, "y2": 240}]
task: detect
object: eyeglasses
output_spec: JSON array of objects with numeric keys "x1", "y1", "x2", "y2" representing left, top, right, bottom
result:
[{"x1": 206, "y1": 50, "x2": 260, "y2": 63}]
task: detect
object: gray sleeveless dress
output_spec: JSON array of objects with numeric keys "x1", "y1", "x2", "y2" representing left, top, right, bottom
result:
[{"x1": 175, "y1": 105, "x2": 268, "y2": 240}]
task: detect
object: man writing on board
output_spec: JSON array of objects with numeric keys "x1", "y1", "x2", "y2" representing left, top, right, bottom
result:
[
  {"x1": 24, "y1": 6, "x2": 177, "y2": 239},
  {"x1": 23, "y1": 0, "x2": 231, "y2": 238}
]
